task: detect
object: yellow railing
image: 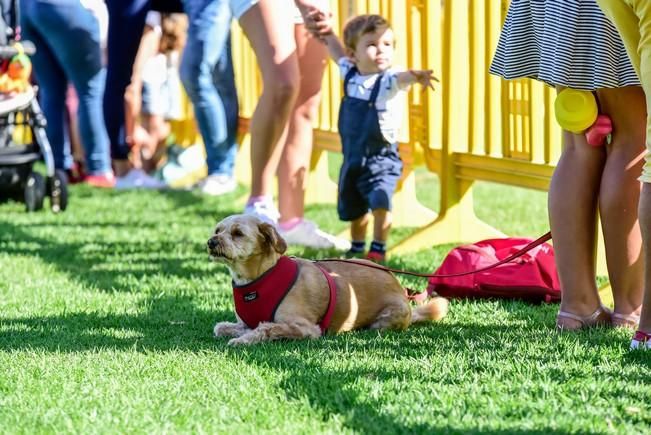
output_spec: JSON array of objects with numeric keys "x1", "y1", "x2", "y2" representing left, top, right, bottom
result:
[{"x1": 229, "y1": 0, "x2": 564, "y2": 253}]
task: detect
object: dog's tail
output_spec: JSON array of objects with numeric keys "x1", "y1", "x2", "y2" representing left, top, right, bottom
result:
[{"x1": 410, "y1": 296, "x2": 449, "y2": 324}]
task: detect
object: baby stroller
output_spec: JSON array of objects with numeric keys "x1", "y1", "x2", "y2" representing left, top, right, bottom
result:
[{"x1": 0, "y1": 0, "x2": 67, "y2": 212}]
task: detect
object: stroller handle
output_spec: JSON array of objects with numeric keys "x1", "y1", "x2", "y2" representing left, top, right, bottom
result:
[{"x1": 0, "y1": 41, "x2": 35, "y2": 58}]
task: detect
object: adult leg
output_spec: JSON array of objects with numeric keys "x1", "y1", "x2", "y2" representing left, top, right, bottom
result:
[
  {"x1": 277, "y1": 23, "x2": 327, "y2": 222},
  {"x1": 549, "y1": 99, "x2": 608, "y2": 329},
  {"x1": 104, "y1": 0, "x2": 150, "y2": 171},
  {"x1": 20, "y1": 7, "x2": 69, "y2": 171},
  {"x1": 596, "y1": 86, "x2": 645, "y2": 323},
  {"x1": 180, "y1": 0, "x2": 236, "y2": 177},
  {"x1": 599, "y1": 0, "x2": 651, "y2": 337},
  {"x1": 44, "y1": 2, "x2": 112, "y2": 175},
  {"x1": 238, "y1": 0, "x2": 300, "y2": 197}
]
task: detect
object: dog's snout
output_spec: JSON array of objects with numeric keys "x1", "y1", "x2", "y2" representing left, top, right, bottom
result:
[{"x1": 207, "y1": 237, "x2": 218, "y2": 250}]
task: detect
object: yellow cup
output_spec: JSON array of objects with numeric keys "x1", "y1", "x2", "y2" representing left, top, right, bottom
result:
[{"x1": 554, "y1": 89, "x2": 598, "y2": 133}]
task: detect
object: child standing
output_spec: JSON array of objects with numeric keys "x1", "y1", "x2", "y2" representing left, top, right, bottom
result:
[{"x1": 310, "y1": 13, "x2": 436, "y2": 262}]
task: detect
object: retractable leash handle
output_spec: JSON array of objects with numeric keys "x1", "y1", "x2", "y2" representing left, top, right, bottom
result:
[{"x1": 317, "y1": 231, "x2": 552, "y2": 279}]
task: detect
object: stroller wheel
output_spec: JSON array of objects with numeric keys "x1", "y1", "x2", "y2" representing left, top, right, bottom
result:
[
  {"x1": 24, "y1": 172, "x2": 45, "y2": 212},
  {"x1": 48, "y1": 169, "x2": 68, "y2": 213}
]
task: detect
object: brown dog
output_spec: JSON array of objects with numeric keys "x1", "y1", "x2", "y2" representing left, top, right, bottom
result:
[{"x1": 207, "y1": 214, "x2": 448, "y2": 345}]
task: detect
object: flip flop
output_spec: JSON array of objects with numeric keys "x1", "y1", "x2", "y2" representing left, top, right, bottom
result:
[
  {"x1": 612, "y1": 312, "x2": 640, "y2": 329},
  {"x1": 556, "y1": 305, "x2": 611, "y2": 331}
]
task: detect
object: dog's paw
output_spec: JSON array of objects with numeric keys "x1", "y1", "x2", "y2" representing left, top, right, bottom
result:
[
  {"x1": 227, "y1": 336, "x2": 250, "y2": 346},
  {"x1": 214, "y1": 321, "x2": 238, "y2": 337}
]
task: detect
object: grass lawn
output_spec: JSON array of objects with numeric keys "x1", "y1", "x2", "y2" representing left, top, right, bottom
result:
[{"x1": 1, "y1": 169, "x2": 650, "y2": 434}]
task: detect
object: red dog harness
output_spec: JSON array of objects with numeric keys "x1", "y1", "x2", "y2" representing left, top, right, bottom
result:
[{"x1": 232, "y1": 256, "x2": 337, "y2": 334}]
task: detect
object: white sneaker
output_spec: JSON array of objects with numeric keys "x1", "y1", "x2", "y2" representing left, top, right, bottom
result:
[
  {"x1": 631, "y1": 331, "x2": 651, "y2": 350},
  {"x1": 278, "y1": 219, "x2": 351, "y2": 251},
  {"x1": 115, "y1": 168, "x2": 167, "y2": 190},
  {"x1": 198, "y1": 174, "x2": 237, "y2": 196},
  {"x1": 244, "y1": 198, "x2": 280, "y2": 225}
]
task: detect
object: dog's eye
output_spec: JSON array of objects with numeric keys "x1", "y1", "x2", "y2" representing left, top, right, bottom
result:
[{"x1": 231, "y1": 229, "x2": 244, "y2": 237}]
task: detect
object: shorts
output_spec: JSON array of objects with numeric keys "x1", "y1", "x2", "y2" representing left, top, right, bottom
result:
[{"x1": 337, "y1": 147, "x2": 403, "y2": 221}]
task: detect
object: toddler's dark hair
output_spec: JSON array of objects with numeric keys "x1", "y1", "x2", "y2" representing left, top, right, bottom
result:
[
  {"x1": 343, "y1": 14, "x2": 391, "y2": 52},
  {"x1": 160, "y1": 13, "x2": 188, "y2": 53}
]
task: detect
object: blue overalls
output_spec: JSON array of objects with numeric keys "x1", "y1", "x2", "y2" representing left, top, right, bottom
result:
[{"x1": 337, "y1": 67, "x2": 403, "y2": 221}]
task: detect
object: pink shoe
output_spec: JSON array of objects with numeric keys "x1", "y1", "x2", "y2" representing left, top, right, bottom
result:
[
  {"x1": 585, "y1": 114, "x2": 612, "y2": 147},
  {"x1": 631, "y1": 330, "x2": 651, "y2": 350}
]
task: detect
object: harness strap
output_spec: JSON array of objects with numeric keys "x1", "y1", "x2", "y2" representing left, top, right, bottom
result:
[
  {"x1": 318, "y1": 231, "x2": 553, "y2": 279},
  {"x1": 314, "y1": 262, "x2": 337, "y2": 334}
]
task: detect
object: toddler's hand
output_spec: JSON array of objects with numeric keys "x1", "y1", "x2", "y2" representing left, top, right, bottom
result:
[
  {"x1": 409, "y1": 69, "x2": 439, "y2": 90},
  {"x1": 304, "y1": 8, "x2": 334, "y2": 39}
]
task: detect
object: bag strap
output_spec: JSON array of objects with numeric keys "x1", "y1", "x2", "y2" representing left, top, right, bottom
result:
[{"x1": 317, "y1": 231, "x2": 552, "y2": 279}]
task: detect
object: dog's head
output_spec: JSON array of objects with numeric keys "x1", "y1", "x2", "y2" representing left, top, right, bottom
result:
[{"x1": 207, "y1": 214, "x2": 287, "y2": 279}]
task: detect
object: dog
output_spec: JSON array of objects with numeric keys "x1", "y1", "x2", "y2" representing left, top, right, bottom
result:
[{"x1": 207, "y1": 214, "x2": 448, "y2": 345}]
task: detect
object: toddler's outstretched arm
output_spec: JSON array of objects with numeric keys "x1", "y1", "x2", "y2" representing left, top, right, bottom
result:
[{"x1": 396, "y1": 70, "x2": 439, "y2": 91}]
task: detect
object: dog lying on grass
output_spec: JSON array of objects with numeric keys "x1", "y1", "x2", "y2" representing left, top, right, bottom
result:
[{"x1": 207, "y1": 214, "x2": 448, "y2": 345}]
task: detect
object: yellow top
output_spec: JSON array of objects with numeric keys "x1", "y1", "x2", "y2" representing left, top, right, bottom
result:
[{"x1": 554, "y1": 89, "x2": 598, "y2": 133}]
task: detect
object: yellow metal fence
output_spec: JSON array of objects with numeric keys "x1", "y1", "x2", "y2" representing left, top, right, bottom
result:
[{"x1": 229, "y1": 0, "x2": 563, "y2": 253}]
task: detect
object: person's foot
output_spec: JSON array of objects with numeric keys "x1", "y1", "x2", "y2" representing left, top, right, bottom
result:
[
  {"x1": 84, "y1": 172, "x2": 115, "y2": 188},
  {"x1": 244, "y1": 198, "x2": 280, "y2": 225},
  {"x1": 115, "y1": 168, "x2": 166, "y2": 190},
  {"x1": 278, "y1": 219, "x2": 351, "y2": 251},
  {"x1": 365, "y1": 250, "x2": 386, "y2": 263},
  {"x1": 556, "y1": 305, "x2": 611, "y2": 331},
  {"x1": 631, "y1": 330, "x2": 651, "y2": 350},
  {"x1": 197, "y1": 174, "x2": 236, "y2": 196}
]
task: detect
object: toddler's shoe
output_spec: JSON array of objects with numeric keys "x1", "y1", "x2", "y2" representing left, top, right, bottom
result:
[
  {"x1": 630, "y1": 330, "x2": 651, "y2": 350},
  {"x1": 365, "y1": 251, "x2": 386, "y2": 264},
  {"x1": 198, "y1": 174, "x2": 236, "y2": 196},
  {"x1": 244, "y1": 198, "x2": 280, "y2": 225},
  {"x1": 279, "y1": 219, "x2": 351, "y2": 250}
]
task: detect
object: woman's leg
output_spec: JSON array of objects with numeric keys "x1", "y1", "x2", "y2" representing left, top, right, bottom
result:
[
  {"x1": 549, "y1": 90, "x2": 608, "y2": 328},
  {"x1": 596, "y1": 86, "x2": 645, "y2": 321},
  {"x1": 238, "y1": 0, "x2": 300, "y2": 198},
  {"x1": 180, "y1": 0, "x2": 236, "y2": 178},
  {"x1": 277, "y1": 23, "x2": 327, "y2": 222},
  {"x1": 21, "y1": 3, "x2": 70, "y2": 171},
  {"x1": 104, "y1": 0, "x2": 150, "y2": 172}
]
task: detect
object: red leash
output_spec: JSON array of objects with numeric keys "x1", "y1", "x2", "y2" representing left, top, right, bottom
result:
[{"x1": 317, "y1": 231, "x2": 552, "y2": 279}]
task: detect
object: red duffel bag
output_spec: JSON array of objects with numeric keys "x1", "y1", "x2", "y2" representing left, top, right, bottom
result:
[{"x1": 427, "y1": 236, "x2": 561, "y2": 303}]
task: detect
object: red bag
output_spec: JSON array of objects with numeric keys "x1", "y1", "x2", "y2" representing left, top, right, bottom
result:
[{"x1": 427, "y1": 237, "x2": 561, "y2": 303}]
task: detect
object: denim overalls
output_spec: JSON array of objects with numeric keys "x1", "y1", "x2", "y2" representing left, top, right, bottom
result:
[{"x1": 337, "y1": 67, "x2": 403, "y2": 221}]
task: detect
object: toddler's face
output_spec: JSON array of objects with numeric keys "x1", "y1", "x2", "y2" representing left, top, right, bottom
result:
[{"x1": 352, "y1": 27, "x2": 395, "y2": 75}]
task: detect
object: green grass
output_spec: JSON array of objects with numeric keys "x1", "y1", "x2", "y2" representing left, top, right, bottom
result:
[{"x1": 1, "y1": 172, "x2": 650, "y2": 434}]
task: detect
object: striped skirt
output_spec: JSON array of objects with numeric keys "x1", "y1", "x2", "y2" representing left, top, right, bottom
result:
[{"x1": 489, "y1": 0, "x2": 639, "y2": 90}]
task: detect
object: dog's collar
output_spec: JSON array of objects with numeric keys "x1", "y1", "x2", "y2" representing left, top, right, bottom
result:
[{"x1": 232, "y1": 256, "x2": 336, "y2": 334}]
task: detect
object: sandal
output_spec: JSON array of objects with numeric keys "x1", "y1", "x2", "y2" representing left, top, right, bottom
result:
[
  {"x1": 612, "y1": 312, "x2": 640, "y2": 329},
  {"x1": 556, "y1": 305, "x2": 611, "y2": 331},
  {"x1": 631, "y1": 330, "x2": 651, "y2": 350}
]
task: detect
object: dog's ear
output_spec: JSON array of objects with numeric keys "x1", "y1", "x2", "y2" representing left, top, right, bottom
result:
[{"x1": 258, "y1": 222, "x2": 287, "y2": 254}]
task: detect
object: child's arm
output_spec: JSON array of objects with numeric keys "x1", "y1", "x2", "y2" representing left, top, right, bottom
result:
[
  {"x1": 395, "y1": 69, "x2": 439, "y2": 91},
  {"x1": 303, "y1": 8, "x2": 347, "y2": 63}
]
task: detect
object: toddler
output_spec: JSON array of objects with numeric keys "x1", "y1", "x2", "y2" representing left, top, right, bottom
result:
[{"x1": 310, "y1": 13, "x2": 436, "y2": 262}]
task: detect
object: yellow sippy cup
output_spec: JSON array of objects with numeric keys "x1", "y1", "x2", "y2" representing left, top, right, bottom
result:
[{"x1": 554, "y1": 89, "x2": 598, "y2": 133}]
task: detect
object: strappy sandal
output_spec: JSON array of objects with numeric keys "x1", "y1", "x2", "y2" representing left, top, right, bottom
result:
[
  {"x1": 556, "y1": 305, "x2": 611, "y2": 331},
  {"x1": 631, "y1": 330, "x2": 651, "y2": 350},
  {"x1": 611, "y1": 312, "x2": 640, "y2": 329}
]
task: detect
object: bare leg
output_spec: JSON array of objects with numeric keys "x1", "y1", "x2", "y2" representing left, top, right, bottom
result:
[
  {"x1": 597, "y1": 87, "x2": 645, "y2": 321},
  {"x1": 639, "y1": 184, "x2": 651, "y2": 333},
  {"x1": 239, "y1": 1, "x2": 300, "y2": 197},
  {"x1": 351, "y1": 213, "x2": 370, "y2": 241},
  {"x1": 372, "y1": 208, "x2": 391, "y2": 243},
  {"x1": 228, "y1": 321, "x2": 321, "y2": 345},
  {"x1": 277, "y1": 24, "x2": 328, "y2": 222},
  {"x1": 549, "y1": 108, "x2": 606, "y2": 328}
]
